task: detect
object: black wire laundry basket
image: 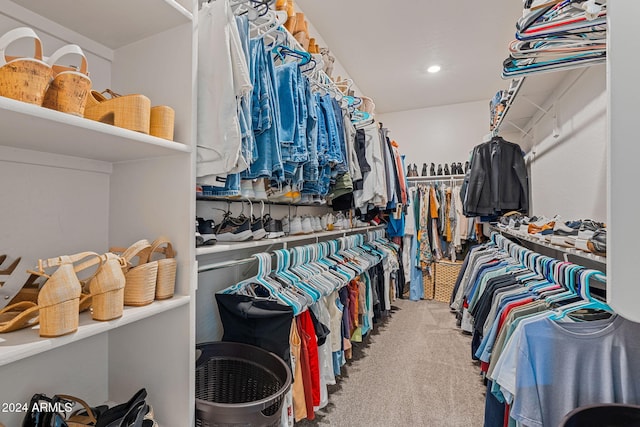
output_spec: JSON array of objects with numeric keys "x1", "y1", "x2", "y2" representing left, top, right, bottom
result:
[
  {"x1": 195, "y1": 342, "x2": 292, "y2": 427},
  {"x1": 559, "y1": 403, "x2": 640, "y2": 427}
]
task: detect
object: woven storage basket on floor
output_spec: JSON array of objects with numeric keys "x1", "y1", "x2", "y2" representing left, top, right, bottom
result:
[
  {"x1": 434, "y1": 261, "x2": 462, "y2": 303},
  {"x1": 422, "y1": 266, "x2": 435, "y2": 300},
  {"x1": 148, "y1": 237, "x2": 177, "y2": 300},
  {"x1": 111, "y1": 240, "x2": 157, "y2": 307}
]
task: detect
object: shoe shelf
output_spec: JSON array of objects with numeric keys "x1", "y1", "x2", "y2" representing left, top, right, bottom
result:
[
  {"x1": 5, "y1": 0, "x2": 192, "y2": 50},
  {"x1": 196, "y1": 225, "x2": 386, "y2": 257},
  {"x1": 0, "y1": 296, "x2": 190, "y2": 368},
  {"x1": 196, "y1": 195, "x2": 327, "y2": 207},
  {"x1": 0, "y1": 96, "x2": 191, "y2": 163},
  {"x1": 490, "y1": 225, "x2": 606, "y2": 266},
  {"x1": 406, "y1": 174, "x2": 465, "y2": 182},
  {"x1": 495, "y1": 64, "x2": 604, "y2": 143}
]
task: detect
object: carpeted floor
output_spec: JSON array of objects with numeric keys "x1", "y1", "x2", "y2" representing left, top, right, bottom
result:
[{"x1": 297, "y1": 299, "x2": 486, "y2": 427}]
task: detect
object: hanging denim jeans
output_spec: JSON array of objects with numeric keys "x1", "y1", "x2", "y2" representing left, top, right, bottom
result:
[
  {"x1": 235, "y1": 15, "x2": 255, "y2": 168},
  {"x1": 243, "y1": 38, "x2": 283, "y2": 181},
  {"x1": 206, "y1": 172, "x2": 241, "y2": 197},
  {"x1": 331, "y1": 98, "x2": 348, "y2": 174},
  {"x1": 319, "y1": 94, "x2": 343, "y2": 165}
]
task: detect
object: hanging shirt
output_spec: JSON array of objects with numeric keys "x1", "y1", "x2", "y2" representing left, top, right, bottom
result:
[
  {"x1": 197, "y1": 0, "x2": 252, "y2": 179},
  {"x1": 494, "y1": 315, "x2": 640, "y2": 427}
]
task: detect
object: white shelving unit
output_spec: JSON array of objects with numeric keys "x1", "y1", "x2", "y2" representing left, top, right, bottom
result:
[
  {"x1": 495, "y1": 65, "x2": 604, "y2": 152},
  {"x1": 0, "y1": 1, "x2": 196, "y2": 425}
]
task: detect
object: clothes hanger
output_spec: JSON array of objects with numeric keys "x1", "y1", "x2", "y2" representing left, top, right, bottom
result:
[{"x1": 549, "y1": 269, "x2": 611, "y2": 321}]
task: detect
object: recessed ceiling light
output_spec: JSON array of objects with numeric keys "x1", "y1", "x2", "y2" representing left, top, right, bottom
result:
[{"x1": 427, "y1": 65, "x2": 441, "y2": 74}]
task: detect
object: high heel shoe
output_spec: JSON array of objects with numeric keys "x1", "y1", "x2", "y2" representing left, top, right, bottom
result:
[
  {"x1": 430, "y1": 163, "x2": 436, "y2": 176},
  {"x1": 76, "y1": 252, "x2": 127, "y2": 321},
  {"x1": 421, "y1": 163, "x2": 428, "y2": 177},
  {"x1": 84, "y1": 89, "x2": 151, "y2": 134},
  {"x1": 110, "y1": 240, "x2": 158, "y2": 307},
  {"x1": 27, "y1": 252, "x2": 103, "y2": 337}
]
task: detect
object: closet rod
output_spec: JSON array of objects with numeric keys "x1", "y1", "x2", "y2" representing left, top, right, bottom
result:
[{"x1": 198, "y1": 256, "x2": 264, "y2": 273}]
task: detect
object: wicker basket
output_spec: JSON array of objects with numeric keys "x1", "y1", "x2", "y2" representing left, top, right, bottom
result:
[
  {"x1": 111, "y1": 240, "x2": 158, "y2": 307},
  {"x1": 148, "y1": 237, "x2": 177, "y2": 300},
  {"x1": 0, "y1": 27, "x2": 53, "y2": 106},
  {"x1": 434, "y1": 261, "x2": 463, "y2": 303},
  {"x1": 422, "y1": 265, "x2": 435, "y2": 300}
]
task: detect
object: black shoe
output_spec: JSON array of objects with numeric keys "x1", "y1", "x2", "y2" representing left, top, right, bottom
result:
[
  {"x1": 215, "y1": 215, "x2": 253, "y2": 242},
  {"x1": 264, "y1": 214, "x2": 284, "y2": 238},
  {"x1": 457, "y1": 162, "x2": 463, "y2": 174},
  {"x1": 444, "y1": 164, "x2": 450, "y2": 175},
  {"x1": 197, "y1": 217, "x2": 217, "y2": 246},
  {"x1": 437, "y1": 164, "x2": 443, "y2": 176},
  {"x1": 430, "y1": 163, "x2": 436, "y2": 176},
  {"x1": 451, "y1": 163, "x2": 456, "y2": 175},
  {"x1": 250, "y1": 216, "x2": 267, "y2": 240},
  {"x1": 421, "y1": 163, "x2": 428, "y2": 176},
  {"x1": 465, "y1": 161, "x2": 470, "y2": 173}
]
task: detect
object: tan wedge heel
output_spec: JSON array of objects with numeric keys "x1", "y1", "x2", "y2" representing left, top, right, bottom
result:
[
  {"x1": 84, "y1": 89, "x2": 151, "y2": 133},
  {"x1": 150, "y1": 105, "x2": 175, "y2": 141},
  {"x1": 42, "y1": 44, "x2": 92, "y2": 116},
  {"x1": 0, "y1": 27, "x2": 53, "y2": 105}
]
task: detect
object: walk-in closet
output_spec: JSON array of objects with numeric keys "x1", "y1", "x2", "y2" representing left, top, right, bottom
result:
[{"x1": 0, "y1": 1, "x2": 633, "y2": 426}]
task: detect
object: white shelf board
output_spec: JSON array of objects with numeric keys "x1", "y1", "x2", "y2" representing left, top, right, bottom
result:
[
  {"x1": 0, "y1": 96, "x2": 191, "y2": 163},
  {"x1": 10, "y1": 0, "x2": 193, "y2": 50},
  {"x1": 497, "y1": 68, "x2": 578, "y2": 134},
  {"x1": 0, "y1": 295, "x2": 190, "y2": 367},
  {"x1": 196, "y1": 225, "x2": 385, "y2": 257},
  {"x1": 492, "y1": 226, "x2": 606, "y2": 265}
]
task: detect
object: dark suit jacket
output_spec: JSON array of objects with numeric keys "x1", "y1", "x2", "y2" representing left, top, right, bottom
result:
[{"x1": 463, "y1": 137, "x2": 529, "y2": 216}]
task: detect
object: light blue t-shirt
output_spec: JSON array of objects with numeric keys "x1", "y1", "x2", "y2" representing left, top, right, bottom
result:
[{"x1": 494, "y1": 315, "x2": 640, "y2": 427}]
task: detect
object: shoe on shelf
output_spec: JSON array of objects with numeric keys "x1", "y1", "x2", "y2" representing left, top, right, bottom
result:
[
  {"x1": 313, "y1": 216, "x2": 323, "y2": 232},
  {"x1": 578, "y1": 220, "x2": 606, "y2": 240},
  {"x1": 252, "y1": 178, "x2": 268, "y2": 201},
  {"x1": 437, "y1": 164, "x2": 443, "y2": 176},
  {"x1": 301, "y1": 216, "x2": 313, "y2": 234},
  {"x1": 240, "y1": 180, "x2": 256, "y2": 199},
  {"x1": 84, "y1": 89, "x2": 151, "y2": 134},
  {"x1": 250, "y1": 216, "x2": 267, "y2": 241},
  {"x1": 313, "y1": 195, "x2": 326, "y2": 205},
  {"x1": 430, "y1": 163, "x2": 436, "y2": 176},
  {"x1": 574, "y1": 238, "x2": 591, "y2": 252},
  {"x1": 444, "y1": 164, "x2": 450, "y2": 175},
  {"x1": 289, "y1": 216, "x2": 304, "y2": 235},
  {"x1": 264, "y1": 215, "x2": 284, "y2": 239},
  {"x1": 421, "y1": 163, "x2": 428, "y2": 177},
  {"x1": 195, "y1": 218, "x2": 204, "y2": 247},
  {"x1": 215, "y1": 215, "x2": 253, "y2": 242},
  {"x1": 197, "y1": 217, "x2": 217, "y2": 246},
  {"x1": 587, "y1": 228, "x2": 606, "y2": 256},
  {"x1": 553, "y1": 220, "x2": 581, "y2": 236}
]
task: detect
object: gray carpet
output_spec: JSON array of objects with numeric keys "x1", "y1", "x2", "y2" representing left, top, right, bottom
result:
[{"x1": 297, "y1": 299, "x2": 486, "y2": 427}]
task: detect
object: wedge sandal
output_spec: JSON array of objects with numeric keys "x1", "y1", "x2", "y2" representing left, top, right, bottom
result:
[{"x1": 84, "y1": 89, "x2": 151, "y2": 134}]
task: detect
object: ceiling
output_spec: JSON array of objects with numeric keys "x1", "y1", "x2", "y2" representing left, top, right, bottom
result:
[{"x1": 296, "y1": 0, "x2": 524, "y2": 114}]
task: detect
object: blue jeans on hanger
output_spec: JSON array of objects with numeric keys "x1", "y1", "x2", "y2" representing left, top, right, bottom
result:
[
  {"x1": 274, "y1": 63, "x2": 308, "y2": 165},
  {"x1": 410, "y1": 233, "x2": 424, "y2": 301},
  {"x1": 207, "y1": 172, "x2": 241, "y2": 197},
  {"x1": 243, "y1": 38, "x2": 283, "y2": 181},
  {"x1": 302, "y1": 78, "x2": 319, "y2": 184},
  {"x1": 331, "y1": 97, "x2": 348, "y2": 174},
  {"x1": 319, "y1": 94, "x2": 343, "y2": 165}
]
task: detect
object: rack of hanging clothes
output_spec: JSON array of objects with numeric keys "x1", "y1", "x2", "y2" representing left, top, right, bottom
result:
[
  {"x1": 205, "y1": 229, "x2": 401, "y2": 424},
  {"x1": 450, "y1": 232, "x2": 640, "y2": 427},
  {"x1": 196, "y1": 0, "x2": 365, "y2": 206},
  {"x1": 399, "y1": 175, "x2": 474, "y2": 301}
]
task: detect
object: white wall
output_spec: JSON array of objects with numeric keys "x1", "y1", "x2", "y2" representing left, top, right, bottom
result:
[
  {"x1": 376, "y1": 100, "x2": 490, "y2": 168},
  {"x1": 525, "y1": 66, "x2": 606, "y2": 222},
  {"x1": 376, "y1": 66, "x2": 606, "y2": 222}
]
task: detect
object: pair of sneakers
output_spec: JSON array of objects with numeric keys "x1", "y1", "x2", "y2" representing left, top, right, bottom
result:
[
  {"x1": 198, "y1": 214, "x2": 254, "y2": 243},
  {"x1": 239, "y1": 178, "x2": 268, "y2": 201}
]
